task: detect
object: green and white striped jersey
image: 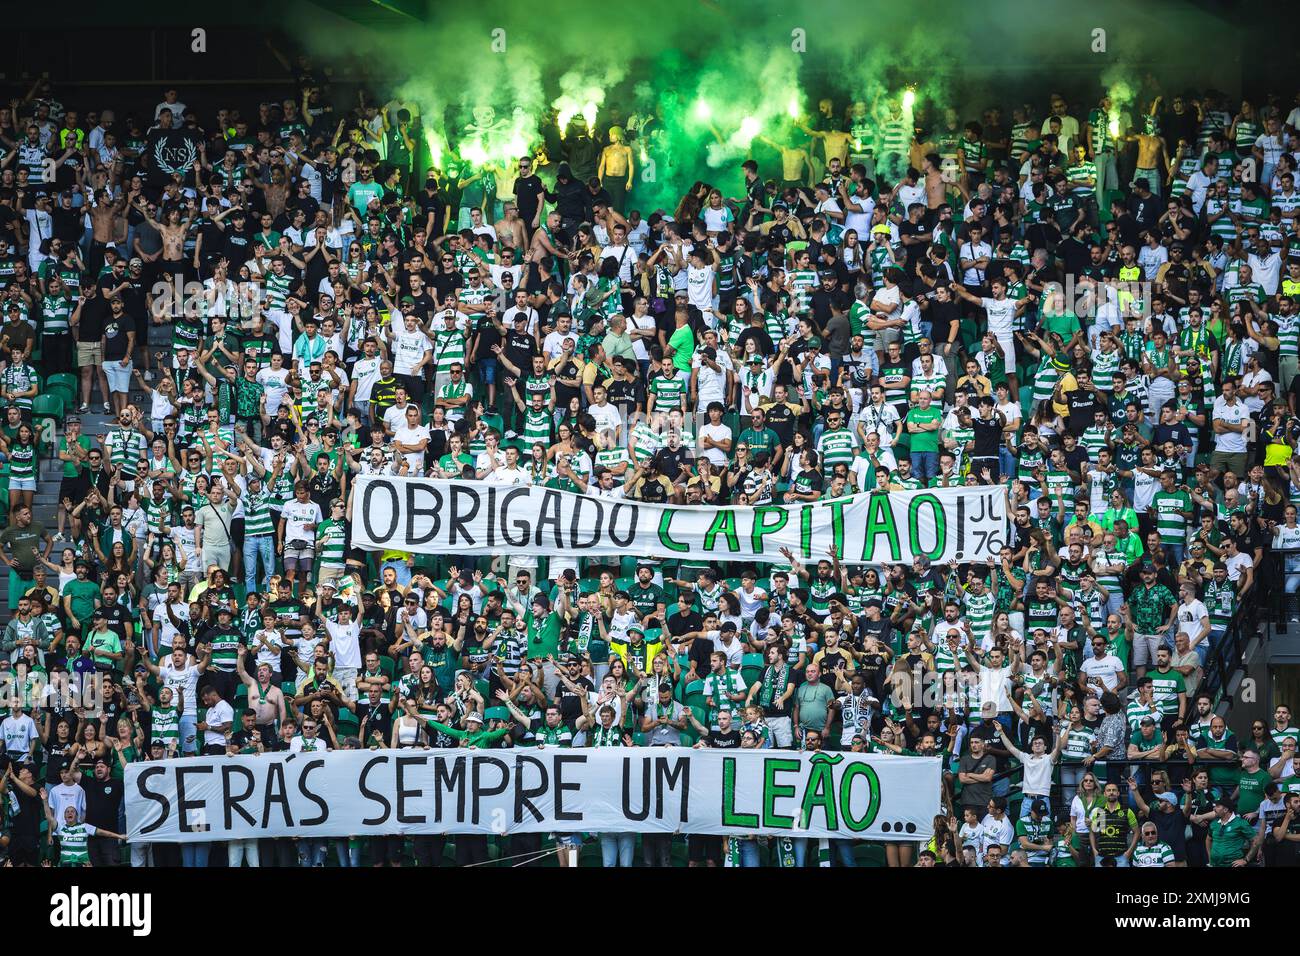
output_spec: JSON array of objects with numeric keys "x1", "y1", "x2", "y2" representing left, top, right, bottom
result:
[{"x1": 316, "y1": 517, "x2": 347, "y2": 569}]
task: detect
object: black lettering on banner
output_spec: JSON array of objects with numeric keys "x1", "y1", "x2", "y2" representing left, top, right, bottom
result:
[
  {"x1": 448, "y1": 485, "x2": 480, "y2": 546},
  {"x1": 135, "y1": 766, "x2": 170, "y2": 835},
  {"x1": 568, "y1": 493, "x2": 603, "y2": 549},
  {"x1": 499, "y1": 486, "x2": 531, "y2": 547},
  {"x1": 406, "y1": 483, "x2": 442, "y2": 546},
  {"x1": 221, "y1": 765, "x2": 258, "y2": 828},
  {"x1": 471, "y1": 756, "x2": 509, "y2": 825},
  {"x1": 608, "y1": 502, "x2": 638, "y2": 548},
  {"x1": 262, "y1": 761, "x2": 294, "y2": 828},
  {"x1": 534, "y1": 489, "x2": 563, "y2": 549},
  {"x1": 622, "y1": 756, "x2": 651, "y2": 821},
  {"x1": 486, "y1": 485, "x2": 496, "y2": 548},
  {"x1": 176, "y1": 765, "x2": 213, "y2": 833},
  {"x1": 434, "y1": 755, "x2": 467, "y2": 823},
  {"x1": 359, "y1": 755, "x2": 392, "y2": 825},
  {"x1": 362, "y1": 480, "x2": 399, "y2": 544},
  {"x1": 656, "y1": 755, "x2": 691, "y2": 822},
  {"x1": 514, "y1": 754, "x2": 548, "y2": 824},
  {"x1": 553, "y1": 754, "x2": 586, "y2": 821},
  {"x1": 396, "y1": 755, "x2": 427, "y2": 824},
  {"x1": 297, "y1": 759, "x2": 329, "y2": 826}
]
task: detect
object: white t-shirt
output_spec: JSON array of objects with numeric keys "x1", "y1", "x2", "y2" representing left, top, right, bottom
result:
[
  {"x1": 1211, "y1": 398, "x2": 1248, "y2": 453},
  {"x1": 1176, "y1": 599, "x2": 1209, "y2": 644},
  {"x1": 160, "y1": 660, "x2": 201, "y2": 716},
  {"x1": 698, "y1": 422, "x2": 732, "y2": 468},
  {"x1": 383, "y1": 402, "x2": 417, "y2": 434},
  {"x1": 1079, "y1": 654, "x2": 1125, "y2": 692},
  {"x1": 325, "y1": 619, "x2": 362, "y2": 669},
  {"x1": 391, "y1": 328, "x2": 432, "y2": 376},
  {"x1": 981, "y1": 297, "x2": 1018, "y2": 336},
  {"x1": 351, "y1": 355, "x2": 383, "y2": 404},
  {"x1": 203, "y1": 699, "x2": 233, "y2": 748},
  {"x1": 0, "y1": 713, "x2": 38, "y2": 759},
  {"x1": 588, "y1": 401, "x2": 623, "y2": 434},
  {"x1": 686, "y1": 264, "x2": 715, "y2": 311},
  {"x1": 256, "y1": 367, "x2": 292, "y2": 415},
  {"x1": 281, "y1": 498, "x2": 323, "y2": 544},
  {"x1": 394, "y1": 423, "x2": 431, "y2": 471}
]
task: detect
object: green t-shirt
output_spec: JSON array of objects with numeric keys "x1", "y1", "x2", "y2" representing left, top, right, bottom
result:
[
  {"x1": 85, "y1": 628, "x2": 122, "y2": 669},
  {"x1": 61, "y1": 578, "x2": 102, "y2": 627},
  {"x1": 526, "y1": 610, "x2": 563, "y2": 659},
  {"x1": 906, "y1": 406, "x2": 943, "y2": 453},
  {"x1": 1234, "y1": 768, "x2": 1272, "y2": 816},
  {"x1": 1208, "y1": 815, "x2": 1256, "y2": 867},
  {"x1": 667, "y1": 324, "x2": 695, "y2": 374}
]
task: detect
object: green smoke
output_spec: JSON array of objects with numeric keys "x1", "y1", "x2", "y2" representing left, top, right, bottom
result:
[{"x1": 287, "y1": 0, "x2": 1246, "y2": 211}]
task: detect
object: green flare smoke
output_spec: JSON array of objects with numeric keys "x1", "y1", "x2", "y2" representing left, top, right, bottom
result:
[{"x1": 286, "y1": 0, "x2": 1244, "y2": 211}]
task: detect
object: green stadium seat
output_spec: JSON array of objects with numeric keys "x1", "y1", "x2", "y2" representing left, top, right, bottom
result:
[
  {"x1": 45, "y1": 373, "x2": 77, "y2": 395},
  {"x1": 46, "y1": 382, "x2": 75, "y2": 408},
  {"x1": 484, "y1": 706, "x2": 510, "y2": 722}
]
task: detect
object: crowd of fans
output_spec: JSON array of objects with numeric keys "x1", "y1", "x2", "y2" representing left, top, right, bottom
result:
[{"x1": 0, "y1": 70, "x2": 1298, "y2": 869}]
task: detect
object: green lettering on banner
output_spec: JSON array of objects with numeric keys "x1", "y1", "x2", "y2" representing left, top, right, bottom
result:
[
  {"x1": 859, "y1": 493, "x2": 902, "y2": 562},
  {"x1": 824, "y1": 498, "x2": 848, "y2": 558},
  {"x1": 657, "y1": 509, "x2": 688, "y2": 553},
  {"x1": 799, "y1": 505, "x2": 813, "y2": 559},
  {"x1": 839, "y1": 761, "x2": 882, "y2": 833},
  {"x1": 763, "y1": 757, "x2": 799, "y2": 829},
  {"x1": 798, "y1": 753, "x2": 840, "y2": 831},
  {"x1": 750, "y1": 506, "x2": 788, "y2": 554},
  {"x1": 906, "y1": 493, "x2": 947, "y2": 561},
  {"x1": 720, "y1": 757, "x2": 759, "y2": 828},
  {"x1": 702, "y1": 510, "x2": 741, "y2": 554}
]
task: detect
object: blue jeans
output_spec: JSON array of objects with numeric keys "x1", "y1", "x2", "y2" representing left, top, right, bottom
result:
[
  {"x1": 243, "y1": 534, "x2": 274, "y2": 597},
  {"x1": 181, "y1": 843, "x2": 211, "y2": 867},
  {"x1": 911, "y1": 451, "x2": 938, "y2": 482},
  {"x1": 300, "y1": 838, "x2": 329, "y2": 867},
  {"x1": 738, "y1": 839, "x2": 764, "y2": 867},
  {"x1": 180, "y1": 715, "x2": 199, "y2": 755},
  {"x1": 600, "y1": 832, "x2": 635, "y2": 867},
  {"x1": 335, "y1": 840, "x2": 361, "y2": 867},
  {"x1": 793, "y1": 838, "x2": 856, "y2": 867}
]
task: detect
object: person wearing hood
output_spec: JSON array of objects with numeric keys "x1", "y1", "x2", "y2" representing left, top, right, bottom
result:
[{"x1": 545, "y1": 162, "x2": 590, "y2": 233}]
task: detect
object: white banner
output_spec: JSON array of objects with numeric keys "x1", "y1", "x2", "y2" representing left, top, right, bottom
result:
[
  {"x1": 125, "y1": 749, "x2": 941, "y2": 843},
  {"x1": 350, "y1": 477, "x2": 1006, "y2": 564}
]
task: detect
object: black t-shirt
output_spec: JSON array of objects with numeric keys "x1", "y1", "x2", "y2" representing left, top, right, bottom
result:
[
  {"x1": 83, "y1": 776, "x2": 123, "y2": 830},
  {"x1": 652, "y1": 444, "x2": 692, "y2": 481},
  {"x1": 971, "y1": 415, "x2": 1003, "y2": 458},
  {"x1": 99, "y1": 604, "x2": 131, "y2": 643},
  {"x1": 76, "y1": 294, "x2": 109, "y2": 343},
  {"x1": 703, "y1": 729, "x2": 742, "y2": 749},
  {"x1": 102, "y1": 311, "x2": 136, "y2": 361},
  {"x1": 556, "y1": 675, "x2": 594, "y2": 724},
  {"x1": 417, "y1": 189, "x2": 447, "y2": 236},
  {"x1": 513, "y1": 175, "x2": 545, "y2": 224},
  {"x1": 355, "y1": 699, "x2": 393, "y2": 745}
]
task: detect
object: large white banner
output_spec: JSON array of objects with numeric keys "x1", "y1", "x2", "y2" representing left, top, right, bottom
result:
[
  {"x1": 125, "y1": 749, "x2": 941, "y2": 843},
  {"x1": 350, "y1": 477, "x2": 1006, "y2": 564}
]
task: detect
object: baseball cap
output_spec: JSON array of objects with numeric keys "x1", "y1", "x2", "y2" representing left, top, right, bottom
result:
[{"x1": 1156, "y1": 791, "x2": 1179, "y2": 805}]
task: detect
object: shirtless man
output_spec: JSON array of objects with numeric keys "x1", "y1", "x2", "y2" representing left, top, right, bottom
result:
[
  {"x1": 758, "y1": 134, "x2": 812, "y2": 188},
  {"x1": 88, "y1": 189, "x2": 126, "y2": 274},
  {"x1": 493, "y1": 201, "x2": 527, "y2": 251},
  {"x1": 237, "y1": 653, "x2": 288, "y2": 738},
  {"x1": 528, "y1": 209, "x2": 575, "y2": 265},
  {"x1": 922, "y1": 152, "x2": 946, "y2": 210},
  {"x1": 597, "y1": 126, "x2": 634, "y2": 214},
  {"x1": 134, "y1": 198, "x2": 190, "y2": 282},
  {"x1": 1124, "y1": 116, "x2": 1170, "y2": 198}
]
